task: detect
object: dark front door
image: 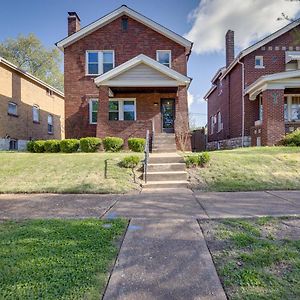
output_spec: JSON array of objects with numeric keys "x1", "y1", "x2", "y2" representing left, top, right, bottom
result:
[{"x1": 161, "y1": 99, "x2": 175, "y2": 133}]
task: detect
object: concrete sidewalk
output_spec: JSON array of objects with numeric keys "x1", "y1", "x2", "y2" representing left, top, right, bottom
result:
[{"x1": 103, "y1": 218, "x2": 226, "y2": 300}]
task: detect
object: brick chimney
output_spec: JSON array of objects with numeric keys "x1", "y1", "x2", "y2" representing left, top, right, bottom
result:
[
  {"x1": 225, "y1": 30, "x2": 235, "y2": 67},
  {"x1": 68, "y1": 12, "x2": 80, "y2": 36}
]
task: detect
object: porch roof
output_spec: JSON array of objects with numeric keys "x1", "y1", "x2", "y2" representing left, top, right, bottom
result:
[
  {"x1": 94, "y1": 54, "x2": 191, "y2": 88},
  {"x1": 245, "y1": 70, "x2": 300, "y2": 100}
]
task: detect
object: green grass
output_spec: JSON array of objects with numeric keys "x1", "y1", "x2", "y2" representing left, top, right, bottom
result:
[
  {"x1": 0, "y1": 219, "x2": 127, "y2": 300},
  {"x1": 201, "y1": 217, "x2": 300, "y2": 300},
  {"x1": 0, "y1": 152, "x2": 143, "y2": 193},
  {"x1": 193, "y1": 146, "x2": 300, "y2": 191}
]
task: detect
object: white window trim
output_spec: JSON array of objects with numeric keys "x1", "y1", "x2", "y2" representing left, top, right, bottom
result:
[
  {"x1": 8, "y1": 102, "x2": 18, "y2": 116},
  {"x1": 255, "y1": 56, "x2": 264, "y2": 69},
  {"x1": 109, "y1": 98, "x2": 137, "y2": 121},
  {"x1": 32, "y1": 105, "x2": 40, "y2": 122},
  {"x1": 48, "y1": 114, "x2": 54, "y2": 134},
  {"x1": 86, "y1": 50, "x2": 115, "y2": 76},
  {"x1": 284, "y1": 94, "x2": 300, "y2": 122},
  {"x1": 89, "y1": 98, "x2": 98, "y2": 124},
  {"x1": 156, "y1": 50, "x2": 171, "y2": 68}
]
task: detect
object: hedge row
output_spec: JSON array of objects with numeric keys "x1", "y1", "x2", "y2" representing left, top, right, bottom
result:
[{"x1": 27, "y1": 137, "x2": 146, "y2": 153}]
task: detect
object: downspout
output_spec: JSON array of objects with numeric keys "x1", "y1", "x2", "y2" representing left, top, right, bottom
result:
[{"x1": 237, "y1": 60, "x2": 245, "y2": 147}]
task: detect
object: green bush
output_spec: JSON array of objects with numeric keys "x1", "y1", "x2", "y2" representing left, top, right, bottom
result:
[
  {"x1": 184, "y1": 152, "x2": 211, "y2": 168},
  {"x1": 198, "y1": 152, "x2": 211, "y2": 167},
  {"x1": 128, "y1": 138, "x2": 146, "y2": 152},
  {"x1": 103, "y1": 137, "x2": 124, "y2": 152},
  {"x1": 27, "y1": 141, "x2": 35, "y2": 152},
  {"x1": 281, "y1": 129, "x2": 300, "y2": 146},
  {"x1": 33, "y1": 140, "x2": 46, "y2": 153},
  {"x1": 185, "y1": 155, "x2": 199, "y2": 168},
  {"x1": 120, "y1": 155, "x2": 140, "y2": 168},
  {"x1": 60, "y1": 139, "x2": 79, "y2": 153},
  {"x1": 44, "y1": 140, "x2": 61, "y2": 153},
  {"x1": 80, "y1": 137, "x2": 101, "y2": 152}
]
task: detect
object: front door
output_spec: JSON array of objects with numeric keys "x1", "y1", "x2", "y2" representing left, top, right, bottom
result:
[{"x1": 161, "y1": 99, "x2": 175, "y2": 133}]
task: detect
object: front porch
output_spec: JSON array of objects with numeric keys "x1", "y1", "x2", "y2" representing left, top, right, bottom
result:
[
  {"x1": 93, "y1": 54, "x2": 191, "y2": 150},
  {"x1": 245, "y1": 70, "x2": 300, "y2": 146}
]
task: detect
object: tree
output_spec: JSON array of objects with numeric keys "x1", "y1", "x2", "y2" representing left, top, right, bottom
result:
[{"x1": 0, "y1": 34, "x2": 63, "y2": 91}]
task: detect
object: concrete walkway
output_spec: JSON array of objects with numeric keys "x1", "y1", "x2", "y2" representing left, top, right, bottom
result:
[{"x1": 1, "y1": 190, "x2": 300, "y2": 299}]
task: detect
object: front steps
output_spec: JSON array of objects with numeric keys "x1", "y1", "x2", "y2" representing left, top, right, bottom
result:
[{"x1": 143, "y1": 133, "x2": 188, "y2": 189}]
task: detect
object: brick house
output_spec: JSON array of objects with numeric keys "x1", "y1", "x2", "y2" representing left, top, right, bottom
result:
[
  {"x1": 56, "y1": 5, "x2": 192, "y2": 149},
  {"x1": 0, "y1": 57, "x2": 65, "y2": 150},
  {"x1": 205, "y1": 20, "x2": 300, "y2": 149}
]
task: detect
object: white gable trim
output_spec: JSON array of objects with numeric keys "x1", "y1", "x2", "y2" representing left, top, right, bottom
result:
[
  {"x1": 221, "y1": 18, "x2": 300, "y2": 80},
  {"x1": 245, "y1": 70, "x2": 300, "y2": 100},
  {"x1": 203, "y1": 85, "x2": 217, "y2": 100},
  {"x1": 94, "y1": 54, "x2": 191, "y2": 87},
  {"x1": 56, "y1": 6, "x2": 192, "y2": 51}
]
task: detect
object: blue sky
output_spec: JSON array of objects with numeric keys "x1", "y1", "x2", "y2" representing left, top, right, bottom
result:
[{"x1": 1, "y1": 0, "x2": 300, "y2": 126}]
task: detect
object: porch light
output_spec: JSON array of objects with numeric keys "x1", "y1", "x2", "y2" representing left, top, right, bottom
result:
[{"x1": 154, "y1": 102, "x2": 159, "y2": 106}]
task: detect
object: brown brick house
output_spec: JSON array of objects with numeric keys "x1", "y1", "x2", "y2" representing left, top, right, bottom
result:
[
  {"x1": 56, "y1": 5, "x2": 192, "y2": 149},
  {"x1": 0, "y1": 57, "x2": 64, "y2": 150},
  {"x1": 205, "y1": 20, "x2": 300, "y2": 149}
]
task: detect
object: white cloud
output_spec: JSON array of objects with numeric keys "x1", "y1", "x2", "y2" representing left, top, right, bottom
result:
[
  {"x1": 188, "y1": 91, "x2": 194, "y2": 106},
  {"x1": 186, "y1": 0, "x2": 300, "y2": 54}
]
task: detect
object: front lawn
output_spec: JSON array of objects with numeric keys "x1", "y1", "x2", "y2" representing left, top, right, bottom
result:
[
  {"x1": 0, "y1": 152, "x2": 143, "y2": 193},
  {"x1": 0, "y1": 219, "x2": 127, "y2": 300},
  {"x1": 189, "y1": 147, "x2": 300, "y2": 191},
  {"x1": 200, "y1": 217, "x2": 300, "y2": 300}
]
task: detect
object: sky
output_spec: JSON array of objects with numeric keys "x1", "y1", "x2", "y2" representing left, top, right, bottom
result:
[{"x1": 1, "y1": 0, "x2": 300, "y2": 126}]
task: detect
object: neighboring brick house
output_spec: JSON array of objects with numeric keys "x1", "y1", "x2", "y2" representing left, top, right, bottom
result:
[
  {"x1": 56, "y1": 5, "x2": 192, "y2": 149},
  {"x1": 205, "y1": 20, "x2": 300, "y2": 149},
  {"x1": 0, "y1": 57, "x2": 65, "y2": 150}
]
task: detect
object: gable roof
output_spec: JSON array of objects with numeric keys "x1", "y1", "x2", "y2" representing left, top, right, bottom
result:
[
  {"x1": 94, "y1": 54, "x2": 191, "y2": 87},
  {"x1": 0, "y1": 56, "x2": 64, "y2": 98},
  {"x1": 56, "y1": 5, "x2": 193, "y2": 52},
  {"x1": 220, "y1": 18, "x2": 300, "y2": 80}
]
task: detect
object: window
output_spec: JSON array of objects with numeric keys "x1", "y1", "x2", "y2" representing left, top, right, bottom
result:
[
  {"x1": 121, "y1": 16, "x2": 128, "y2": 31},
  {"x1": 156, "y1": 50, "x2": 171, "y2": 67},
  {"x1": 32, "y1": 105, "x2": 40, "y2": 123},
  {"x1": 255, "y1": 56, "x2": 264, "y2": 68},
  {"x1": 109, "y1": 99, "x2": 136, "y2": 121},
  {"x1": 259, "y1": 96, "x2": 263, "y2": 121},
  {"x1": 46, "y1": 88, "x2": 53, "y2": 96},
  {"x1": 284, "y1": 96, "x2": 300, "y2": 121},
  {"x1": 210, "y1": 116, "x2": 214, "y2": 135},
  {"x1": 218, "y1": 79, "x2": 223, "y2": 96},
  {"x1": 9, "y1": 139, "x2": 18, "y2": 150},
  {"x1": 86, "y1": 50, "x2": 114, "y2": 75},
  {"x1": 48, "y1": 114, "x2": 53, "y2": 134},
  {"x1": 217, "y1": 112, "x2": 223, "y2": 132},
  {"x1": 89, "y1": 99, "x2": 98, "y2": 124},
  {"x1": 8, "y1": 102, "x2": 17, "y2": 116}
]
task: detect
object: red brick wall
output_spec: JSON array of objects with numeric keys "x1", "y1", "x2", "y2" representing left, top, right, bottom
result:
[
  {"x1": 207, "y1": 25, "x2": 300, "y2": 143},
  {"x1": 64, "y1": 16, "x2": 188, "y2": 138}
]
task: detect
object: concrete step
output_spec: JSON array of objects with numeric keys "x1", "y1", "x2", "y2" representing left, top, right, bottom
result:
[
  {"x1": 147, "y1": 163, "x2": 186, "y2": 172},
  {"x1": 145, "y1": 171, "x2": 187, "y2": 181},
  {"x1": 143, "y1": 180, "x2": 188, "y2": 189},
  {"x1": 153, "y1": 141, "x2": 176, "y2": 146},
  {"x1": 149, "y1": 154, "x2": 184, "y2": 164},
  {"x1": 152, "y1": 147, "x2": 177, "y2": 153}
]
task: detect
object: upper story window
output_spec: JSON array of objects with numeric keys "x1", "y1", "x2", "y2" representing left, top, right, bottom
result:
[
  {"x1": 48, "y1": 114, "x2": 54, "y2": 134},
  {"x1": 285, "y1": 51, "x2": 300, "y2": 71},
  {"x1": 255, "y1": 56, "x2": 264, "y2": 68},
  {"x1": 32, "y1": 105, "x2": 40, "y2": 123},
  {"x1": 86, "y1": 50, "x2": 114, "y2": 75},
  {"x1": 218, "y1": 79, "x2": 223, "y2": 96},
  {"x1": 46, "y1": 88, "x2": 53, "y2": 96},
  {"x1": 156, "y1": 50, "x2": 171, "y2": 68},
  {"x1": 8, "y1": 102, "x2": 18, "y2": 116},
  {"x1": 121, "y1": 16, "x2": 128, "y2": 31},
  {"x1": 89, "y1": 99, "x2": 98, "y2": 124},
  {"x1": 109, "y1": 99, "x2": 136, "y2": 121}
]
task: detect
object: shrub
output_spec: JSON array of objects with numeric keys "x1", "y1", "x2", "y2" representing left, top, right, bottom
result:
[
  {"x1": 60, "y1": 139, "x2": 80, "y2": 153},
  {"x1": 185, "y1": 155, "x2": 199, "y2": 168},
  {"x1": 80, "y1": 137, "x2": 101, "y2": 152},
  {"x1": 281, "y1": 129, "x2": 300, "y2": 146},
  {"x1": 44, "y1": 140, "x2": 61, "y2": 153},
  {"x1": 27, "y1": 141, "x2": 35, "y2": 152},
  {"x1": 120, "y1": 155, "x2": 140, "y2": 168},
  {"x1": 128, "y1": 138, "x2": 146, "y2": 152},
  {"x1": 198, "y1": 152, "x2": 211, "y2": 167},
  {"x1": 103, "y1": 137, "x2": 124, "y2": 152},
  {"x1": 33, "y1": 140, "x2": 46, "y2": 153}
]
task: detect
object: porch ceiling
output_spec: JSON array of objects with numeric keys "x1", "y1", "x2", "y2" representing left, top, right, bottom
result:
[{"x1": 110, "y1": 86, "x2": 178, "y2": 94}]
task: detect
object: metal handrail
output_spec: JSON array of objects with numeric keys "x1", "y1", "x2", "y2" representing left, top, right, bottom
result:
[{"x1": 144, "y1": 129, "x2": 150, "y2": 184}]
